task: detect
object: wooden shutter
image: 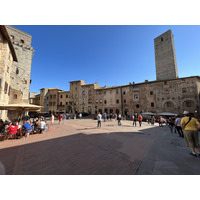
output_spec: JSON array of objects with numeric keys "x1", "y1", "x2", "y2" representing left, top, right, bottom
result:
[{"x1": 4, "y1": 82, "x2": 8, "y2": 94}]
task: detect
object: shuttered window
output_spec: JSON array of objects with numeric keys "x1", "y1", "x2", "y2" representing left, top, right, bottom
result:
[{"x1": 4, "y1": 82, "x2": 8, "y2": 94}]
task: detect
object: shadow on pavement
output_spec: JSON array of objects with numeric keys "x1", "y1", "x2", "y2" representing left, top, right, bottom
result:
[{"x1": 0, "y1": 126, "x2": 161, "y2": 175}]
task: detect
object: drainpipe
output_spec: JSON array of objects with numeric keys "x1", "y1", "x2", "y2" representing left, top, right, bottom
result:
[{"x1": 121, "y1": 87, "x2": 123, "y2": 115}]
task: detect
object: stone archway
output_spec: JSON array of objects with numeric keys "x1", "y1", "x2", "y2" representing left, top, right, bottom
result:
[
  {"x1": 183, "y1": 100, "x2": 195, "y2": 113},
  {"x1": 116, "y1": 109, "x2": 119, "y2": 115},
  {"x1": 163, "y1": 101, "x2": 175, "y2": 112},
  {"x1": 98, "y1": 109, "x2": 102, "y2": 114}
]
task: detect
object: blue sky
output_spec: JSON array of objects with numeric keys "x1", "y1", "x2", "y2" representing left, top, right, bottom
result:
[{"x1": 13, "y1": 25, "x2": 200, "y2": 94}]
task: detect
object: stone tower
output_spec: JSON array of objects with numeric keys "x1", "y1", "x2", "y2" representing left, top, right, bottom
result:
[
  {"x1": 6, "y1": 25, "x2": 34, "y2": 102},
  {"x1": 154, "y1": 29, "x2": 178, "y2": 81}
]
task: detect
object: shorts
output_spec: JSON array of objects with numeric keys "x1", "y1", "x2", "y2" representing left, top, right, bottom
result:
[
  {"x1": 183, "y1": 130, "x2": 199, "y2": 148},
  {"x1": 25, "y1": 129, "x2": 32, "y2": 133}
]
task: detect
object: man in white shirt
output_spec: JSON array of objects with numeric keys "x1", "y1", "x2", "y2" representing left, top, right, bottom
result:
[
  {"x1": 38, "y1": 119, "x2": 48, "y2": 133},
  {"x1": 97, "y1": 113, "x2": 102, "y2": 128},
  {"x1": 175, "y1": 115, "x2": 183, "y2": 138}
]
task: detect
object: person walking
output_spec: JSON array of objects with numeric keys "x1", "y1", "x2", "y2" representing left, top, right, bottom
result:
[
  {"x1": 168, "y1": 117, "x2": 175, "y2": 133},
  {"x1": 175, "y1": 115, "x2": 184, "y2": 138},
  {"x1": 62, "y1": 113, "x2": 66, "y2": 123},
  {"x1": 117, "y1": 114, "x2": 121, "y2": 126},
  {"x1": 181, "y1": 111, "x2": 200, "y2": 157},
  {"x1": 138, "y1": 114, "x2": 142, "y2": 127},
  {"x1": 151, "y1": 116, "x2": 155, "y2": 125},
  {"x1": 97, "y1": 112, "x2": 102, "y2": 128},
  {"x1": 50, "y1": 114, "x2": 54, "y2": 126},
  {"x1": 58, "y1": 114, "x2": 62, "y2": 125},
  {"x1": 133, "y1": 113, "x2": 137, "y2": 126},
  {"x1": 79, "y1": 113, "x2": 82, "y2": 120},
  {"x1": 103, "y1": 112, "x2": 107, "y2": 122},
  {"x1": 110, "y1": 113, "x2": 112, "y2": 121}
]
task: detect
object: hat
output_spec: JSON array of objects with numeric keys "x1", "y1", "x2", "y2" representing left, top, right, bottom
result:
[{"x1": 183, "y1": 111, "x2": 189, "y2": 115}]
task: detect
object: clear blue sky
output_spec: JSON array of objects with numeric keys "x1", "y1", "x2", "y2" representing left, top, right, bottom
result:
[{"x1": 13, "y1": 25, "x2": 200, "y2": 94}]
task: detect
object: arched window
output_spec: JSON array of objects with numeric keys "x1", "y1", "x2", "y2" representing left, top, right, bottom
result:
[
  {"x1": 14, "y1": 94, "x2": 17, "y2": 99},
  {"x1": 16, "y1": 68, "x2": 19, "y2": 74}
]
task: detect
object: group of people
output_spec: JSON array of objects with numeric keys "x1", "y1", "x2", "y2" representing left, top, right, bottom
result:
[
  {"x1": 132, "y1": 113, "x2": 143, "y2": 126},
  {"x1": 0, "y1": 117, "x2": 48, "y2": 140},
  {"x1": 97, "y1": 112, "x2": 144, "y2": 128},
  {"x1": 50, "y1": 113, "x2": 67, "y2": 125},
  {"x1": 97, "y1": 113, "x2": 123, "y2": 128},
  {"x1": 148, "y1": 112, "x2": 200, "y2": 157}
]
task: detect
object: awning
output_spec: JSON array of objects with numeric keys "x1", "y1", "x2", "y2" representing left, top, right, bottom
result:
[
  {"x1": 141, "y1": 112, "x2": 156, "y2": 115},
  {"x1": 158, "y1": 112, "x2": 177, "y2": 116},
  {"x1": 0, "y1": 103, "x2": 42, "y2": 111}
]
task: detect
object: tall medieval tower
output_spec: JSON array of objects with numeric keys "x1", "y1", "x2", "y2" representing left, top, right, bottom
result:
[
  {"x1": 154, "y1": 29, "x2": 178, "y2": 81},
  {"x1": 6, "y1": 25, "x2": 34, "y2": 103}
]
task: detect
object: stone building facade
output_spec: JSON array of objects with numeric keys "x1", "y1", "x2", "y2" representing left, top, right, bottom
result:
[
  {"x1": 30, "y1": 76, "x2": 200, "y2": 118},
  {"x1": 0, "y1": 25, "x2": 18, "y2": 120},
  {"x1": 0, "y1": 25, "x2": 34, "y2": 120},
  {"x1": 30, "y1": 29, "x2": 200, "y2": 117},
  {"x1": 6, "y1": 25, "x2": 34, "y2": 102}
]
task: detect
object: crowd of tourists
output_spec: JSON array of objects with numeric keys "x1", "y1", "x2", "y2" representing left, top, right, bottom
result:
[
  {"x1": 98, "y1": 111, "x2": 200, "y2": 157},
  {"x1": 0, "y1": 117, "x2": 48, "y2": 140}
]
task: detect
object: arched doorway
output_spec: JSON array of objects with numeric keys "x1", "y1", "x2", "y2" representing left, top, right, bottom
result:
[
  {"x1": 98, "y1": 109, "x2": 102, "y2": 114},
  {"x1": 116, "y1": 109, "x2": 119, "y2": 115}
]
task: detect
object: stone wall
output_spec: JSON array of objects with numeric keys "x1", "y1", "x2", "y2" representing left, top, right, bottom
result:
[
  {"x1": 6, "y1": 25, "x2": 34, "y2": 101},
  {"x1": 0, "y1": 32, "x2": 14, "y2": 120},
  {"x1": 154, "y1": 29, "x2": 178, "y2": 81}
]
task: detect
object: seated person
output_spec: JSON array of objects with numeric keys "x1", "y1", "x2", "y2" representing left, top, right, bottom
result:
[
  {"x1": 1, "y1": 121, "x2": 10, "y2": 135},
  {"x1": 22, "y1": 120, "x2": 32, "y2": 137},
  {"x1": 6, "y1": 122, "x2": 18, "y2": 139},
  {"x1": 0, "y1": 119, "x2": 4, "y2": 133},
  {"x1": 38, "y1": 119, "x2": 48, "y2": 133}
]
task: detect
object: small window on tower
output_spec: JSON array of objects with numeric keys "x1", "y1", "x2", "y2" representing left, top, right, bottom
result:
[
  {"x1": 21, "y1": 39, "x2": 24, "y2": 44},
  {"x1": 161, "y1": 37, "x2": 163, "y2": 42}
]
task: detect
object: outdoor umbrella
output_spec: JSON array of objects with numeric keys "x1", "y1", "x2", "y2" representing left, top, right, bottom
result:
[
  {"x1": 141, "y1": 112, "x2": 156, "y2": 115},
  {"x1": 0, "y1": 103, "x2": 42, "y2": 120},
  {"x1": 158, "y1": 112, "x2": 177, "y2": 116},
  {"x1": 0, "y1": 103, "x2": 42, "y2": 111}
]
